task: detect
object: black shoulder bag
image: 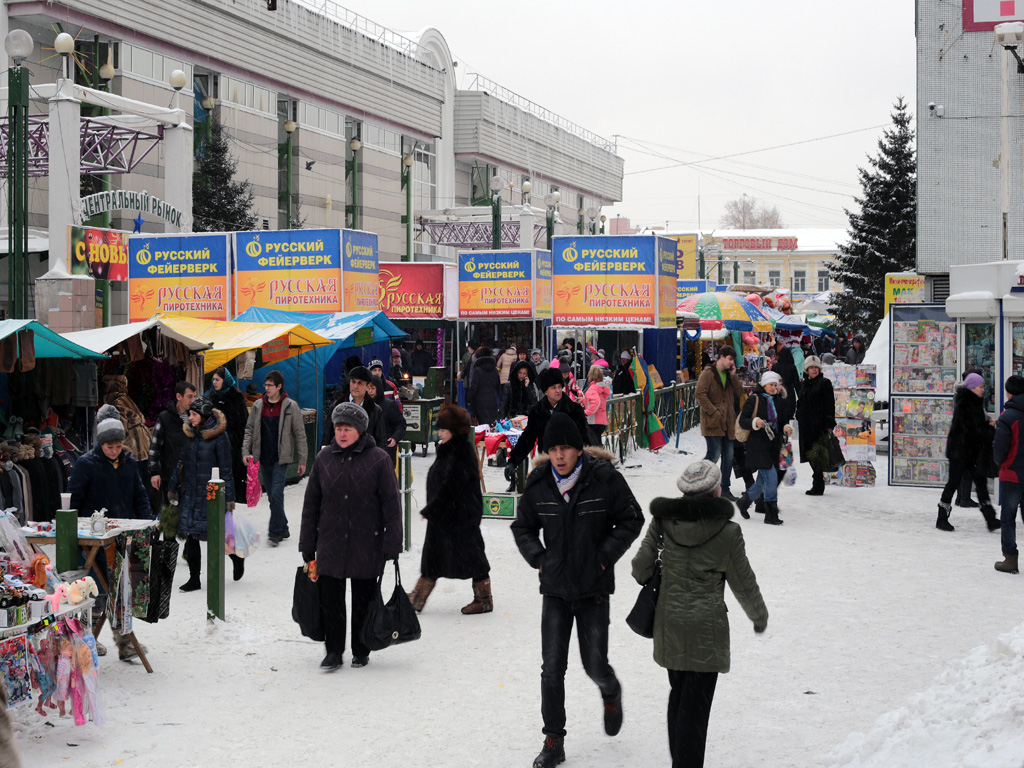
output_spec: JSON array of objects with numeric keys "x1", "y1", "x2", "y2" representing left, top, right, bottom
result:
[
  {"x1": 360, "y1": 559, "x2": 422, "y2": 651},
  {"x1": 626, "y1": 519, "x2": 663, "y2": 639}
]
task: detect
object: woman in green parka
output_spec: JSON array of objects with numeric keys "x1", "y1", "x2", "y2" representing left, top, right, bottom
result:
[{"x1": 632, "y1": 460, "x2": 768, "y2": 768}]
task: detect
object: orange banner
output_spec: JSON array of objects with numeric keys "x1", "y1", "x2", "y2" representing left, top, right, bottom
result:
[
  {"x1": 553, "y1": 274, "x2": 656, "y2": 325},
  {"x1": 236, "y1": 269, "x2": 340, "y2": 311},
  {"x1": 129, "y1": 276, "x2": 228, "y2": 321}
]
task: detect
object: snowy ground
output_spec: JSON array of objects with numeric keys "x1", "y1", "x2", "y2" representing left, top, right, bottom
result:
[{"x1": 14, "y1": 427, "x2": 1024, "y2": 768}]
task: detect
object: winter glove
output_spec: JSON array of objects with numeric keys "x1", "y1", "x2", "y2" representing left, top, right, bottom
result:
[
  {"x1": 504, "y1": 464, "x2": 516, "y2": 482},
  {"x1": 754, "y1": 622, "x2": 767, "y2": 634},
  {"x1": 301, "y1": 551, "x2": 315, "y2": 563}
]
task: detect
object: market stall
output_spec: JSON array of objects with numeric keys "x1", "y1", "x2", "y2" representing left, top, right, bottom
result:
[{"x1": 678, "y1": 292, "x2": 775, "y2": 385}]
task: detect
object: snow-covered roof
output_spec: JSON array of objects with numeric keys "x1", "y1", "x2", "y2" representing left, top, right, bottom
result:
[{"x1": 663, "y1": 228, "x2": 848, "y2": 252}]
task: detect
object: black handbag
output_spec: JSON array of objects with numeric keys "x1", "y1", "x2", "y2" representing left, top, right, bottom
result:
[
  {"x1": 360, "y1": 559, "x2": 422, "y2": 652},
  {"x1": 291, "y1": 566, "x2": 325, "y2": 642},
  {"x1": 626, "y1": 520, "x2": 663, "y2": 639},
  {"x1": 827, "y1": 433, "x2": 847, "y2": 471}
]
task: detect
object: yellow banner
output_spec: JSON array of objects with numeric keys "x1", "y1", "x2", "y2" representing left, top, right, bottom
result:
[
  {"x1": 459, "y1": 279, "x2": 533, "y2": 318},
  {"x1": 670, "y1": 234, "x2": 698, "y2": 280},
  {"x1": 129, "y1": 276, "x2": 228, "y2": 322},
  {"x1": 884, "y1": 274, "x2": 926, "y2": 315}
]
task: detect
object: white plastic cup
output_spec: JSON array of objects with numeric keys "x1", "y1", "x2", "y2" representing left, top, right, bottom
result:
[
  {"x1": 210, "y1": 468, "x2": 220, "y2": 481},
  {"x1": 59, "y1": 493, "x2": 72, "y2": 510}
]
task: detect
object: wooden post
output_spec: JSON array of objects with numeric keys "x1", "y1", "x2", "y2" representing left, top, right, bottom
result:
[
  {"x1": 55, "y1": 508, "x2": 78, "y2": 574},
  {"x1": 206, "y1": 475, "x2": 226, "y2": 622},
  {"x1": 399, "y1": 440, "x2": 412, "y2": 552}
]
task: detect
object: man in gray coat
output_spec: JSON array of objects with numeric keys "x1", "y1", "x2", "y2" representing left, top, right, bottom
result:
[{"x1": 242, "y1": 370, "x2": 307, "y2": 545}]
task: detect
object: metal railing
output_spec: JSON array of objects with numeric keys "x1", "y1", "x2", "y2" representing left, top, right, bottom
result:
[{"x1": 602, "y1": 382, "x2": 700, "y2": 462}]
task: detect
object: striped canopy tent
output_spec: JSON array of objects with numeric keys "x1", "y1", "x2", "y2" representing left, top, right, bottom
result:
[{"x1": 677, "y1": 292, "x2": 773, "y2": 332}]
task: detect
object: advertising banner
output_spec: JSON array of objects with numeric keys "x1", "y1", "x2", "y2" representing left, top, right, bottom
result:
[
  {"x1": 379, "y1": 263, "x2": 445, "y2": 319},
  {"x1": 884, "y1": 273, "x2": 926, "y2": 316},
  {"x1": 535, "y1": 249, "x2": 553, "y2": 320},
  {"x1": 551, "y1": 236, "x2": 657, "y2": 325},
  {"x1": 128, "y1": 233, "x2": 230, "y2": 321},
  {"x1": 342, "y1": 229, "x2": 380, "y2": 311},
  {"x1": 235, "y1": 229, "x2": 341, "y2": 314},
  {"x1": 677, "y1": 279, "x2": 714, "y2": 303},
  {"x1": 657, "y1": 236, "x2": 678, "y2": 328},
  {"x1": 68, "y1": 226, "x2": 130, "y2": 281},
  {"x1": 458, "y1": 251, "x2": 534, "y2": 319},
  {"x1": 668, "y1": 234, "x2": 697, "y2": 279}
]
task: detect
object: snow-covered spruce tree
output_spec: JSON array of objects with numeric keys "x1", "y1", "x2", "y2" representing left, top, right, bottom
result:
[
  {"x1": 192, "y1": 115, "x2": 259, "y2": 232},
  {"x1": 828, "y1": 97, "x2": 916, "y2": 337}
]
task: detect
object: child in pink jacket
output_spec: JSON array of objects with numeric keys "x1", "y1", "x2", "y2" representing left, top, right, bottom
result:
[{"x1": 582, "y1": 365, "x2": 611, "y2": 445}]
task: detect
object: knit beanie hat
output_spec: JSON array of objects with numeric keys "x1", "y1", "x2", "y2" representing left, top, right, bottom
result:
[
  {"x1": 368, "y1": 359, "x2": 384, "y2": 372},
  {"x1": 964, "y1": 372, "x2": 985, "y2": 390},
  {"x1": 821, "y1": 352, "x2": 836, "y2": 365},
  {"x1": 543, "y1": 412, "x2": 584, "y2": 452},
  {"x1": 332, "y1": 402, "x2": 368, "y2": 433},
  {"x1": 537, "y1": 367, "x2": 564, "y2": 394},
  {"x1": 760, "y1": 371, "x2": 782, "y2": 387},
  {"x1": 348, "y1": 365, "x2": 373, "y2": 384},
  {"x1": 189, "y1": 396, "x2": 214, "y2": 420},
  {"x1": 803, "y1": 355, "x2": 823, "y2": 372},
  {"x1": 676, "y1": 460, "x2": 722, "y2": 496},
  {"x1": 95, "y1": 404, "x2": 125, "y2": 444}
]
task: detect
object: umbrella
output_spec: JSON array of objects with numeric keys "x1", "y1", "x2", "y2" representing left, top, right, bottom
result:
[{"x1": 676, "y1": 292, "x2": 773, "y2": 332}]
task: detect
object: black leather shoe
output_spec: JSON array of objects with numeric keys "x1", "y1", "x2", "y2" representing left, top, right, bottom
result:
[
  {"x1": 350, "y1": 656, "x2": 369, "y2": 669},
  {"x1": 721, "y1": 490, "x2": 738, "y2": 502},
  {"x1": 320, "y1": 653, "x2": 342, "y2": 671},
  {"x1": 533, "y1": 736, "x2": 565, "y2": 768},
  {"x1": 736, "y1": 493, "x2": 752, "y2": 519},
  {"x1": 603, "y1": 688, "x2": 623, "y2": 736}
]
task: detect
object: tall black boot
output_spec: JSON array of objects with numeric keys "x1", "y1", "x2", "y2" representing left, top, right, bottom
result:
[
  {"x1": 754, "y1": 498, "x2": 766, "y2": 515},
  {"x1": 229, "y1": 553, "x2": 245, "y2": 581},
  {"x1": 736, "y1": 492, "x2": 751, "y2": 519},
  {"x1": 764, "y1": 501, "x2": 784, "y2": 525},
  {"x1": 980, "y1": 503, "x2": 1000, "y2": 532},
  {"x1": 180, "y1": 537, "x2": 202, "y2": 592},
  {"x1": 806, "y1": 470, "x2": 825, "y2": 496},
  {"x1": 935, "y1": 501, "x2": 955, "y2": 532}
]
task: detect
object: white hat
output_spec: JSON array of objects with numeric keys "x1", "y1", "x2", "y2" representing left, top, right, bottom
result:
[{"x1": 760, "y1": 371, "x2": 782, "y2": 387}]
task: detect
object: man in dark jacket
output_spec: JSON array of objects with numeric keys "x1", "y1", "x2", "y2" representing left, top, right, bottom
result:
[
  {"x1": 467, "y1": 348, "x2": 502, "y2": 426},
  {"x1": 695, "y1": 346, "x2": 744, "y2": 500},
  {"x1": 370, "y1": 375, "x2": 406, "y2": 466},
  {"x1": 322, "y1": 366, "x2": 388, "y2": 451},
  {"x1": 410, "y1": 340, "x2": 433, "y2": 376},
  {"x1": 70, "y1": 404, "x2": 152, "y2": 520},
  {"x1": 147, "y1": 381, "x2": 196, "y2": 509},
  {"x1": 506, "y1": 367, "x2": 591, "y2": 484},
  {"x1": 845, "y1": 335, "x2": 867, "y2": 365},
  {"x1": 512, "y1": 413, "x2": 643, "y2": 768},
  {"x1": 994, "y1": 375, "x2": 1024, "y2": 573},
  {"x1": 501, "y1": 360, "x2": 539, "y2": 419}
]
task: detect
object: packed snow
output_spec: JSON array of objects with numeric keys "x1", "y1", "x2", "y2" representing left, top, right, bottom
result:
[{"x1": 14, "y1": 427, "x2": 1024, "y2": 768}]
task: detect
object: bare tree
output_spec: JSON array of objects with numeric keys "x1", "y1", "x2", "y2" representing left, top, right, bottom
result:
[{"x1": 720, "y1": 195, "x2": 784, "y2": 229}]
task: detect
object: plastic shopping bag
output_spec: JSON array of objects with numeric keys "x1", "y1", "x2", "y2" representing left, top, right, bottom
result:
[
  {"x1": 224, "y1": 510, "x2": 237, "y2": 556},
  {"x1": 232, "y1": 514, "x2": 260, "y2": 559},
  {"x1": 246, "y1": 460, "x2": 262, "y2": 507},
  {"x1": 783, "y1": 465, "x2": 798, "y2": 486}
]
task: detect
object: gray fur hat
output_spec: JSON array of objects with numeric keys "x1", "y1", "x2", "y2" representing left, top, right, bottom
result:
[
  {"x1": 95, "y1": 403, "x2": 125, "y2": 445},
  {"x1": 676, "y1": 460, "x2": 722, "y2": 496},
  {"x1": 332, "y1": 401, "x2": 368, "y2": 433}
]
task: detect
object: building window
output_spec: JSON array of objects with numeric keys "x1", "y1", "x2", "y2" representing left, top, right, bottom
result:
[
  {"x1": 219, "y1": 75, "x2": 276, "y2": 116},
  {"x1": 768, "y1": 269, "x2": 781, "y2": 287},
  {"x1": 793, "y1": 270, "x2": 806, "y2": 292},
  {"x1": 817, "y1": 269, "x2": 830, "y2": 292},
  {"x1": 742, "y1": 269, "x2": 757, "y2": 284},
  {"x1": 118, "y1": 43, "x2": 193, "y2": 93}
]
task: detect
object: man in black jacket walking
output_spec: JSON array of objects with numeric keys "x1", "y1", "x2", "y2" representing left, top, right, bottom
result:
[
  {"x1": 148, "y1": 381, "x2": 196, "y2": 509},
  {"x1": 511, "y1": 413, "x2": 643, "y2": 768},
  {"x1": 322, "y1": 366, "x2": 388, "y2": 450}
]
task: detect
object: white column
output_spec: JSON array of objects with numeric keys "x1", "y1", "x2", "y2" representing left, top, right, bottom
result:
[
  {"x1": 518, "y1": 208, "x2": 535, "y2": 250},
  {"x1": 164, "y1": 114, "x2": 194, "y2": 232},
  {"x1": 46, "y1": 81, "x2": 81, "y2": 275}
]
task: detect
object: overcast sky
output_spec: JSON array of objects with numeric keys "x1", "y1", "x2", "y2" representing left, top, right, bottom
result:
[{"x1": 341, "y1": 0, "x2": 916, "y2": 233}]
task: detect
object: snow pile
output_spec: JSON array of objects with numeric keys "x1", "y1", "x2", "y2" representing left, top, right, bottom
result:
[{"x1": 828, "y1": 623, "x2": 1024, "y2": 768}]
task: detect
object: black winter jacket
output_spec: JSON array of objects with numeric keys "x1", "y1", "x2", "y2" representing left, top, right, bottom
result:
[
  {"x1": 69, "y1": 444, "x2": 152, "y2": 520},
  {"x1": 512, "y1": 447, "x2": 643, "y2": 600},
  {"x1": 946, "y1": 386, "x2": 993, "y2": 464},
  {"x1": 322, "y1": 395, "x2": 388, "y2": 450},
  {"x1": 994, "y1": 394, "x2": 1024, "y2": 483},
  {"x1": 500, "y1": 361, "x2": 539, "y2": 419},
  {"x1": 796, "y1": 373, "x2": 837, "y2": 463},
  {"x1": 467, "y1": 355, "x2": 502, "y2": 425},
  {"x1": 773, "y1": 348, "x2": 801, "y2": 421},
  {"x1": 208, "y1": 385, "x2": 248, "y2": 498},
  {"x1": 612, "y1": 364, "x2": 636, "y2": 395},
  {"x1": 299, "y1": 434, "x2": 402, "y2": 580},
  {"x1": 738, "y1": 384, "x2": 791, "y2": 471},
  {"x1": 508, "y1": 393, "x2": 591, "y2": 467},
  {"x1": 170, "y1": 410, "x2": 236, "y2": 539},
  {"x1": 419, "y1": 436, "x2": 488, "y2": 580},
  {"x1": 148, "y1": 402, "x2": 188, "y2": 485}
]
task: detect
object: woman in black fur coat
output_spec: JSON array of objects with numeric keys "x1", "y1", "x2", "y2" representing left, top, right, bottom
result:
[
  {"x1": 796, "y1": 355, "x2": 836, "y2": 496},
  {"x1": 407, "y1": 405, "x2": 492, "y2": 615}
]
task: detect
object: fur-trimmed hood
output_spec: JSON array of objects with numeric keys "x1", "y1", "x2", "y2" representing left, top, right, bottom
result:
[
  {"x1": 754, "y1": 383, "x2": 788, "y2": 399},
  {"x1": 530, "y1": 444, "x2": 616, "y2": 471},
  {"x1": 182, "y1": 409, "x2": 227, "y2": 440},
  {"x1": 649, "y1": 495, "x2": 735, "y2": 547}
]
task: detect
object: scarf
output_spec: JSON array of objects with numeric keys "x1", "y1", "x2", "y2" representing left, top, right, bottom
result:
[{"x1": 552, "y1": 457, "x2": 583, "y2": 501}]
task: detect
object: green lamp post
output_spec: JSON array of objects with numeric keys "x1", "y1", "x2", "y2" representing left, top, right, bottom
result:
[
  {"x1": 489, "y1": 175, "x2": 503, "y2": 249},
  {"x1": 346, "y1": 136, "x2": 361, "y2": 230},
  {"x1": 400, "y1": 148, "x2": 415, "y2": 261},
  {"x1": 282, "y1": 120, "x2": 296, "y2": 229},
  {"x1": 544, "y1": 190, "x2": 560, "y2": 250},
  {"x1": 5, "y1": 30, "x2": 32, "y2": 319}
]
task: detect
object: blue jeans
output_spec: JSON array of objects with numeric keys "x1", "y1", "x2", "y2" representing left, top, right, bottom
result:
[
  {"x1": 1000, "y1": 481, "x2": 1023, "y2": 556},
  {"x1": 748, "y1": 467, "x2": 779, "y2": 503},
  {"x1": 260, "y1": 461, "x2": 289, "y2": 537},
  {"x1": 703, "y1": 436, "x2": 734, "y2": 493}
]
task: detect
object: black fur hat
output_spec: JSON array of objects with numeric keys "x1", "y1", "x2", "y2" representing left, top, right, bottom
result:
[{"x1": 537, "y1": 367, "x2": 564, "y2": 394}]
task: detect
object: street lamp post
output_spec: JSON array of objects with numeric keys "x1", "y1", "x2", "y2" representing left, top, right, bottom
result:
[
  {"x1": 544, "y1": 190, "x2": 560, "y2": 250},
  {"x1": 995, "y1": 22, "x2": 1024, "y2": 260},
  {"x1": 346, "y1": 136, "x2": 361, "y2": 230},
  {"x1": 401, "y1": 148, "x2": 415, "y2": 261},
  {"x1": 577, "y1": 208, "x2": 585, "y2": 235},
  {"x1": 5, "y1": 30, "x2": 32, "y2": 319},
  {"x1": 490, "y1": 175, "x2": 503, "y2": 249},
  {"x1": 283, "y1": 120, "x2": 296, "y2": 228},
  {"x1": 586, "y1": 207, "x2": 598, "y2": 235},
  {"x1": 600, "y1": 214, "x2": 607, "y2": 235}
]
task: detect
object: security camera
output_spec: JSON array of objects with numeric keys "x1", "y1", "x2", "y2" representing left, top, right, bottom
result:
[
  {"x1": 928, "y1": 102, "x2": 936, "y2": 111},
  {"x1": 995, "y1": 21, "x2": 1024, "y2": 48},
  {"x1": 936, "y1": 105, "x2": 945, "y2": 117}
]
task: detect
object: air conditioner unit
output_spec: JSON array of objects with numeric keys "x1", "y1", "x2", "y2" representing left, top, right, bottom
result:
[{"x1": 260, "y1": 217, "x2": 271, "y2": 230}]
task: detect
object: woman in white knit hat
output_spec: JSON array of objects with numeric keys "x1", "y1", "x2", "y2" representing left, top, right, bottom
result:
[{"x1": 736, "y1": 371, "x2": 793, "y2": 525}]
